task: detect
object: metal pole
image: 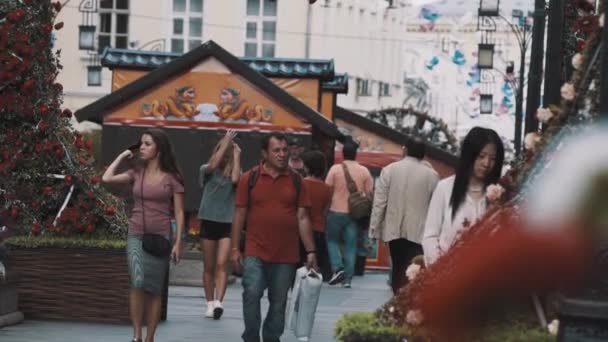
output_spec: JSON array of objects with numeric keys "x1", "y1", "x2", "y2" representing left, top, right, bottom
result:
[
  {"x1": 524, "y1": 0, "x2": 546, "y2": 134},
  {"x1": 514, "y1": 48, "x2": 526, "y2": 156},
  {"x1": 543, "y1": 0, "x2": 564, "y2": 107},
  {"x1": 305, "y1": 3, "x2": 313, "y2": 58},
  {"x1": 601, "y1": 0, "x2": 608, "y2": 115}
]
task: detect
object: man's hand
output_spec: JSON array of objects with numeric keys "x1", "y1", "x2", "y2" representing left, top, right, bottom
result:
[
  {"x1": 306, "y1": 252, "x2": 318, "y2": 271},
  {"x1": 231, "y1": 248, "x2": 243, "y2": 272}
]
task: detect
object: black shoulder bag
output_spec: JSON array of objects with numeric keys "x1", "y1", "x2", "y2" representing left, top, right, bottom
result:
[{"x1": 140, "y1": 169, "x2": 172, "y2": 257}]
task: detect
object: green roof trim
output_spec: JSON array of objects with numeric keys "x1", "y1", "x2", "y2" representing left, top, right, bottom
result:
[
  {"x1": 322, "y1": 73, "x2": 348, "y2": 94},
  {"x1": 101, "y1": 48, "x2": 337, "y2": 81}
]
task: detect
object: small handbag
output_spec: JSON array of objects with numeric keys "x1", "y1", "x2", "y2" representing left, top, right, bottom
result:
[
  {"x1": 140, "y1": 169, "x2": 171, "y2": 258},
  {"x1": 342, "y1": 163, "x2": 372, "y2": 220}
]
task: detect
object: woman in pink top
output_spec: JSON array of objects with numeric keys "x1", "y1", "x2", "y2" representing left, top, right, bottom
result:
[{"x1": 102, "y1": 128, "x2": 185, "y2": 342}]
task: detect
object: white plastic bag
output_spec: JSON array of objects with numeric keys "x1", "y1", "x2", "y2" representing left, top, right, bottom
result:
[{"x1": 286, "y1": 267, "x2": 323, "y2": 341}]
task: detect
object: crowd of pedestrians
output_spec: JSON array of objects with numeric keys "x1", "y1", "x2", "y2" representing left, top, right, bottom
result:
[{"x1": 102, "y1": 125, "x2": 504, "y2": 342}]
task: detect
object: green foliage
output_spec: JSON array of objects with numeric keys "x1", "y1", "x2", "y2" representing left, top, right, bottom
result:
[
  {"x1": 335, "y1": 311, "x2": 553, "y2": 342},
  {"x1": 474, "y1": 318, "x2": 554, "y2": 342},
  {"x1": 4, "y1": 235, "x2": 126, "y2": 250},
  {"x1": 335, "y1": 312, "x2": 406, "y2": 342}
]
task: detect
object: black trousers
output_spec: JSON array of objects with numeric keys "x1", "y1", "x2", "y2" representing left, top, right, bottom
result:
[{"x1": 388, "y1": 238, "x2": 423, "y2": 295}]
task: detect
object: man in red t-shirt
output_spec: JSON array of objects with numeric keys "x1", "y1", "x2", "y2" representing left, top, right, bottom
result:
[{"x1": 230, "y1": 132, "x2": 317, "y2": 342}]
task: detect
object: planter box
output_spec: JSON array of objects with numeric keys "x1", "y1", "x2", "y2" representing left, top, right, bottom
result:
[{"x1": 9, "y1": 247, "x2": 132, "y2": 324}]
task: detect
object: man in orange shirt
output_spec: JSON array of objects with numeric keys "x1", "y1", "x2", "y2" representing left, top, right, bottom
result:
[
  {"x1": 230, "y1": 132, "x2": 317, "y2": 342},
  {"x1": 301, "y1": 150, "x2": 333, "y2": 281},
  {"x1": 325, "y1": 139, "x2": 373, "y2": 288}
]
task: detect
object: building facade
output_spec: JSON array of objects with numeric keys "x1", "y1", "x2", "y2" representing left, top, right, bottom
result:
[{"x1": 54, "y1": 0, "x2": 407, "y2": 121}]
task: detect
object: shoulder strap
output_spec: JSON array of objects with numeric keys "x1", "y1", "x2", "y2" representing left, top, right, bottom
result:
[
  {"x1": 341, "y1": 163, "x2": 358, "y2": 194},
  {"x1": 140, "y1": 168, "x2": 147, "y2": 234}
]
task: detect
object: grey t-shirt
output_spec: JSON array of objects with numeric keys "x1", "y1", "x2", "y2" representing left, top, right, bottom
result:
[{"x1": 197, "y1": 164, "x2": 236, "y2": 223}]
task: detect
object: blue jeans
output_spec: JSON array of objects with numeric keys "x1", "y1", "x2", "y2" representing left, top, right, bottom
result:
[
  {"x1": 242, "y1": 256, "x2": 296, "y2": 342},
  {"x1": 325, "y1": 211, "x2": 359, "y2": 283}
]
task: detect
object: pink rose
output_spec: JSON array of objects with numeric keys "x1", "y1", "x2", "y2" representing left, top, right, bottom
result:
[
  {"x1": 560, "y1": 83, "x2": 576, "y2": 101},
  {"x1": 406, "y1": 310, "x2": 423, "y2": 326},
  {"x1": 524, "y1": 132, "x2": 542, "y2": 152},
  {"x1": 536, "y1": 107, "x2": 554, "y2": 124},
  {"x1": 571, "y1": 53, "x2": 583, "y2": 71},
  {"x1": 405, "y1": 263, "x2": 421, "y2": 281},
  {"x1": 486, "y1": 184, "x2": 505, "y2": 202}
]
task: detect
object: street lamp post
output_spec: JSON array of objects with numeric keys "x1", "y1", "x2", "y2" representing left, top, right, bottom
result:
[{"x1": 477, "y1": 1, "x2": 533, "y2": 157}]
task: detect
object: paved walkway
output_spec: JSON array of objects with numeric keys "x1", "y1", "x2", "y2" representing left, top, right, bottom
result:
[{"x1": 0, "y1": 271, "x2": 391, "y2": 342}]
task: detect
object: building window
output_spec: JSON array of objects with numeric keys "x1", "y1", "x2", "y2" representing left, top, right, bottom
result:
[
  {"x1": 245, "y1": 0, "x2": 277, "y2": 57},
  {"x1": 379, "y1": 82, "x2": 391, "y2": 97},
  {"x1": 171, "y1": 0, "x2": 204, "y2": 53},
  {"x1": 356, "y1": 78, "x2": 371, "y2": 96},
  {"x1": 98, "y1": 0, "x2": 129, "y2": 53}
]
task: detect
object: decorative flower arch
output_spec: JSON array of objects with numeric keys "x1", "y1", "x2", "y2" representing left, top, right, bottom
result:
[{"x1": 366, "y1": 107, "x2": 460, "y2": 153}]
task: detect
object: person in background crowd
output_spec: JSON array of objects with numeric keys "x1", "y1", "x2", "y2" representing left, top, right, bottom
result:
[
  {"x1": 301, "y1": 150, "x2": 333, "y2": 281},
  {"x1": 197, "y1": 129, "x2": 241, "y2": 320},
  {"x1": 422, "y1": 127, "x2": 505, "y2": 265},
  {"x1": 325, "y1": 139, "x2": 373, "y2": 288},
  {"x1": 288, "y1": 138, "x2": 306, "y2": 176},
  {"x1": 102, "y1": 128, "x2": 185, "y2": 342},
  {"x1": 369, "y1": 138, "x2": 439, "y2": 294},
  {"x1": 230, "y1": 132, "x2": 318, "y2": 342}
]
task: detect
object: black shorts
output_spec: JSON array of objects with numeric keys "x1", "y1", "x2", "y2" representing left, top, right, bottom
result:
[{"x1": 199, "y1": 220, "x2": 231, "y2": 241}]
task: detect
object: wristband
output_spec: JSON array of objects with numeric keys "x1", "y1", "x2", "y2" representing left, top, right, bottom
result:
[{"x1": 306, "y1": 250, "x2": 316, "y2": 255}]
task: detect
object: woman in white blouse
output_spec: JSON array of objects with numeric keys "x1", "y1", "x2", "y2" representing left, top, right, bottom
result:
[{"x1": 422, "y1": 127, "x2": 504, "y2": 265}]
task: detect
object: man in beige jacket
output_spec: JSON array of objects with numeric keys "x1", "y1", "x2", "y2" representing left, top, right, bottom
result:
[{"x1": 369, "y1": 139, "x2": 439, "y2": 294}]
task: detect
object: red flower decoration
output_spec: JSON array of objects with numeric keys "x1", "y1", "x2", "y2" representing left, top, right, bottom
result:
[
  {"x1": 42, "y1": 23, "x2": 53, "y2": 34},
  {"x1": 64, "y1": 175, "x2": 73, "y2": 185},
  {"x1": 53, "y1": 1, "x2": 62, "y2": 11},
  {"x1": 576, "y1": 40, "x2": 587, "y2": 52},
  {"x1": 85, "y1": 224, "x2": 95, "y2": 234},
  {"x1": 105, "y1": 206, "x2": 116, "y2": 216},
  {"x1": 54, "y1": 22, "x2": 64, "y2": 30},
  {"x1": 39, "y1": 104, "x2": 49, "y2": 116},
  {"x1": 21, "y1": 79, "x2": 35, "y2": 93},
  {"x1": 90, "y1": 176, "x2": 101, "y2": 185},
  {"x1": 31, "y1": 223, "x2": 41, "y2": 235},
  {"x1": 10, "y1": 207, "x2": 19, "y2": 219},
  {"x1": 42, "y1": 186, "x2": 54, "y2": 195},
  {"x1": 62, "y1": 109, "x2": 72, "y2": 118},
  {"x1": 574, "y1": 15, "x2": 599, "y2": 34},
  {"x1": 37, "y1": 120, "x2": 49, "y2": 132}
]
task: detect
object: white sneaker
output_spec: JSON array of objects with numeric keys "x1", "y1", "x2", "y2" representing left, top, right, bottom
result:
[
  {"x1": 205, "y1": 302, "x2": 214, "y2": 318},
  {"x1": 213, "y1": 301, "x2": 224, "y2": 320}
]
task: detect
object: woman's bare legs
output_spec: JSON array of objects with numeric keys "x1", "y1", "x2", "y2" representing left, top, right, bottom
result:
[
  {"x1": 130, "y1": 289, "x2": 145, "y2": 340},
  {"x1": 202, "y1": 238, "x2": 218, "y2": 302},
  {"x1": 144, "y1": 293, "x2": 162, "y2": 342},
  {"x1": 215, "y1": 237, "x2": 231, "y2": 302}
]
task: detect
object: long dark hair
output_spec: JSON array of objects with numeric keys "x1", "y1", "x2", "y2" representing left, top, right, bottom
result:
[
  {"x1": 131, "y1": 128, "x2": 184, "y2": 185},
  {"x1": 450, "y1": 127, "x2": 504, "y2": 219}
]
